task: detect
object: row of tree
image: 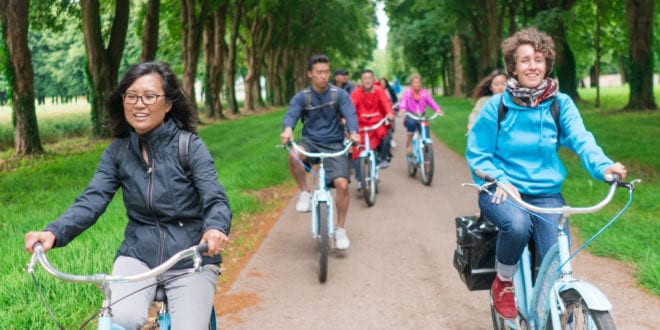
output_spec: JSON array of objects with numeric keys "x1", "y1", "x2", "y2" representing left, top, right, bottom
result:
[
  {"x1": 0, "y1": 0, "x2": 376, "y2": 155},
  {"x1": 385, "y1": 0, "x2": 657, "y2": 111}
]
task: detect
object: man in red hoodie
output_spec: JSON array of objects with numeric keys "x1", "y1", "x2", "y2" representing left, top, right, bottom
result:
[{"x1": 350, "y1": 69, "x2": 395, "y2": 190}]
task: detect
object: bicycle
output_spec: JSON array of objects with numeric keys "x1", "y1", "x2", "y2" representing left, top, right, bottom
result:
[
  {"x1": 26, "y1": 243, "x2": 216, "y2": 330},
  {"x1": 284, "y1": 139, "x2": 353, "y2": 283},
  {"x1": 356, "y1": 117, "x2": 389, "y2": 207},
  {"x1": 404, "y1": 111, "x2": 441, "y2": 186},
  {"x1": 465, "y1": 169, "x2": 639, "y2": 330}
]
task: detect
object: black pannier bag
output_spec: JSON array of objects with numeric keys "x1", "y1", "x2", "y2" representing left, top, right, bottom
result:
[{"x1": 453, "y1": 215, "x2": 498, "y2": 290}]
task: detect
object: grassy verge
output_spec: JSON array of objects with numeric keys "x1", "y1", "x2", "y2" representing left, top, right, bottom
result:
[
  {"x1": 0, "y1": 108, "x2": 289, "y2": 329},
  {"x1": 431, "y1": 86, "x2": 659, "y2": 295}
]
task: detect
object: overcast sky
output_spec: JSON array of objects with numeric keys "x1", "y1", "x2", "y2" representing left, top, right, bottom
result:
[{"x1": 376, "y1": 1, "x2": 388, "y2": 50}]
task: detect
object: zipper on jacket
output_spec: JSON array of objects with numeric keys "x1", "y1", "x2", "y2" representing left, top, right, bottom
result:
[{"x1": 143, "y1": 140, "x2": 165, "y2": 265}]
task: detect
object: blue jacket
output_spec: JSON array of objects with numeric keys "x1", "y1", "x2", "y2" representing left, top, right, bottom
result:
[
  {"x1": 466, "y1": 91, "x2": 613, "y2": 195},
  {"x1": 282, "y1": 86, "x2": 358, "y2": 144},
  {"x1": 45, "y1": 119, "x2": 232, "y2": 269}
]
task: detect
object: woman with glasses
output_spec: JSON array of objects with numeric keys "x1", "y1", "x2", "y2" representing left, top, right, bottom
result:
[
  {"x1": 24, "y1": 61, "x2": 232, "y2": 329},
  {"x1": 466, "y1": 69, "x2": 507, "y2": 133}
]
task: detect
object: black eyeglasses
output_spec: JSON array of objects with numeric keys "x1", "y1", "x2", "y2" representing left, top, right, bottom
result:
[{"x1": 122, "y1": 93, "x2": 166, "y2": 105}]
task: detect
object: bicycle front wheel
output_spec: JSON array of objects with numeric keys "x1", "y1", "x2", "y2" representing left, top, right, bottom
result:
[
  {"x1": 317, "y1": 202, "x2": 329, "y2": 283},
  {"x1": 360, "y1": 157, "x2": 376, "y2": 207},
  {"x1": 420, "y1": 144, "x2": 434, "y2": 185},
  {"x1": 557, "y1": 289, "x2": 615, "y2": 329}
]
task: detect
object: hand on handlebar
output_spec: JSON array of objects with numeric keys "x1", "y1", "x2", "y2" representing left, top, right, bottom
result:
[
  {"x1": 200, "y1": 229, "x2": 228, "y2": 257},
  {"x1": 280, "y1": 127, "x2": 293, "y2": 145},
  {"x1": 25, "y1": 231, "x2": 56, "y2": 254},
  {"x1": 349, "y1": 132, "x2": 360, "y2": 144},
  {"x1": 492, "y1": 183, "x2": 521, "y2": 205},
  {"x1": 604, "y1": 162, "x2": 627, "y2": 181}
]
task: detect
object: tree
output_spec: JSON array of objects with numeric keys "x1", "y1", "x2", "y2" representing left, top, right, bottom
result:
[
  {"x1": 140, "y1": 0, "x2": 160, "y2": 62},
  {"x1": 80, "y1": 0, "x2": 129, "y2": 137},
  {"x1": 202, "y1": 0, "x2": 229, "y2": 118},
  {"x1": 180, "y1": 0, "x2": 208, "y2": 113},
  {"x1": 0, "y1": 0, "x2": 43, "y2": 155},
  {"x1": 624, "y1": 0, "x2": 657, "y2": 110},
  {"x1": 225, "y1": 1, "x2": 242, "y2": 114}
]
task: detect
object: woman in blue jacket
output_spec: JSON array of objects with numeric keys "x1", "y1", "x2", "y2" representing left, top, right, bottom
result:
[
  {"x1": 466, "y1": 28, "x2": 627, "y2": 320},
  {"x1": 25, "y1": 61, "x2": 232, "y2": 329}
]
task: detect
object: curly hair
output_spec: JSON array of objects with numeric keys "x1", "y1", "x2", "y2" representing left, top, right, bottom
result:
[
  {"x1": 108, "y1": 61, "x2": 197, "y2": 138},
  {"x1": 502, "y1": 28, "x2": 556, "y2": 78},
  {"x1": 471, "y1": 69, "x2": 507, "y2": 101}
]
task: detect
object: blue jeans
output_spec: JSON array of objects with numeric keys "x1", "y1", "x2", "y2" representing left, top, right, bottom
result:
[
  {"x1": 404, "y1": 117, "x2": 430, "y2": 139},
  {"x1": 479, "y1": 190, "x2": 566, "y2": 278}
]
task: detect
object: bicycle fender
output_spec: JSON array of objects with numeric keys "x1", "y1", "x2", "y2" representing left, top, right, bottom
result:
[{"x1": 558, "y1": 281, "x2": 612, "y2": 311}]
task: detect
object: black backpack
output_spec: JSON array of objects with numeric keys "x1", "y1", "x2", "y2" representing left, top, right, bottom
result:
[
  {"x1": 301, "y1": 85, "x2": 341, "y2": 124},
  {"x1": 115, "y1": 130, "x2": 193, "y2": 179},
  {"x1": 497, "y1": 96, "x2": 561, "y2": 139}
]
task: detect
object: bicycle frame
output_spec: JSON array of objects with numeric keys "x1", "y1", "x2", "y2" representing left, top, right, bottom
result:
[
  {"x1": 288, "y1": 141, "x2": 352, "y2": 242},
  {"x1": 468, "y1": 170, "x2": 638, "y2": 329},
  {"x1": 357, "y1": 117, "x2": 389, "y2": 204},
  {"x1": 405, "y1": 112, "x2": 438, "y2": 164},
  {"x1": 26, "y1": 243, "x2": 208, "y2": 330}
]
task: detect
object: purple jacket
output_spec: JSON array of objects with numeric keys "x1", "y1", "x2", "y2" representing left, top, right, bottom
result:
[{"x1": 399, "y1": 88, "x2": 441, "y2": 114}]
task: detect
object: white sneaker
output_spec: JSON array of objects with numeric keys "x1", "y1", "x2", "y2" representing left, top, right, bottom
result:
[
  {"x1": 391, "y1": 140, "x2": 396, "y2": 148},
  {"x1": 334, "y1": 228, "x2": 350, "y2": 250},
  {"x1": 296, "y1": 191, "x2": 312, "y2": 213},
  {"x1": 378, "y1": 160, "x2": 390, "y2": 169},
  {"x1": 356, "y1": 181, "x2": 362, "y2": 192}
]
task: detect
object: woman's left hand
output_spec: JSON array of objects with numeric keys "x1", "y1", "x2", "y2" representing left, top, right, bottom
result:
[
  {"x1": 604, "y1": 162, "x2": 627, "y2": 181},
  {"x1": 200, "y1": 229, "x2": 228, "y2": 256}
]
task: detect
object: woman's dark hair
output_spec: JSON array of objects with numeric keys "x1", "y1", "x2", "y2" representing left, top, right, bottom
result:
[
  {"x1": 502, "y1": 28, "x2": 556, "y2": 78},
  {"x1": 379, "y1": 77, "x2": 398, "y2": 103},
  {"x1": 307, "y1": 54, "x2": 330, "y2": 71},
  {"x1": 108, "y1": 61, "x2": 197, "y2": 138},
  {"x1": 471, "y1": 69, "x2": 507, "y2": 101}
]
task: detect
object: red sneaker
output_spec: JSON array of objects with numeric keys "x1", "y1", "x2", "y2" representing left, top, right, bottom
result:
[{"x1": 491, "y1": 276, "x2": 517, "y2": 319}]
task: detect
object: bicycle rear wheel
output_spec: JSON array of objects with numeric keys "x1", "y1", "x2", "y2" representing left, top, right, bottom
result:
[
  {"x1": 360, "y1": 157, "x2": 376, "y2": 207},
  {"x1": 557, "y1": 289, "x2": 615, "y2": 329},
  {"x1": 317, "y1": 202, "x2": 329, "y2": 283},
  {"x1": 420, "y1": 144, "x2": 434, "y2": 185}
]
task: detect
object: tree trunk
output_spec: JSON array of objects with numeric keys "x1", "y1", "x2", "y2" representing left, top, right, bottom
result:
[
  {"x1": 225, "y1": 2, "x2": 242, "y2": 114},
  {"x1": 554, "y1": 25, "x2": 581, "y2": 100},
  {"x1": 624, "y1": 0, "x2": 657, "y2": 110},
  {"x1": 180, "y1": 0, "x2": 208, "y2": 113},
  {"x1": 1, "y1": 0, "x2": 43, "y2": 155},
  {"x1": 80, "y1": 0, "x2": 129, "y2": 137},
  {"x1": 203, "y1": 1, "x2": 228, "y2": 118},
  {"x1": 140, "y1": 0, "x2": 160, "y2": 62},
  {"x1": 451, "y1": 34, "x2": 463, "y2": 98}
]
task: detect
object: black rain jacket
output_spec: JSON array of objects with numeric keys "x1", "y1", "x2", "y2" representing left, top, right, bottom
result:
[{"x1": 45, "y1": 119, "x2": 232, "y2": 269}]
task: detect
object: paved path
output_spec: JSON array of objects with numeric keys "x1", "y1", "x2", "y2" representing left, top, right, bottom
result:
[{"x1": 217, "y1": 116, "x2": 659, "y2": 329}]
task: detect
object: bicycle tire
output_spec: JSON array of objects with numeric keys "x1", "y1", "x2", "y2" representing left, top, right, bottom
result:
[
  {"x1": 420, "y1": 144, "x2": 434, "y2": 186},
  {"x1": 556, "y1": 289, "x2": 615, "y2": 330},
  {"x1": 407, "y1": 153, "x2": 417, "y2": 177},
  {"x1": 361, "y1": 157, "x2": 376, "y2": 207},
  {"x1": 317, "y1": 202, "x2": 329, "y2": 283}
]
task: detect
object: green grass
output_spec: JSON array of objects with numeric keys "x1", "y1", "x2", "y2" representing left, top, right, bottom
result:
[
  {"x1": 0, "y1": 109, "x2": 290, "y2": 329},
  {"x1": 431, "y1": 86, "x2": 660, "y2": 296}
]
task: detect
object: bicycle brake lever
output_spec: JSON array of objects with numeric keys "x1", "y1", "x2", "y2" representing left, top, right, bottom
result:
[
  {"x1": 25, "y1": 254, "x2": 39, "y2": 273},
  {"x1": 619, "y1": 178, "x2": 641, "y2": 191}
]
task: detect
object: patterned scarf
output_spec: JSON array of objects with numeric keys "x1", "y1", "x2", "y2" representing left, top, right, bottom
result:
[{"x1": 506, "y1": 77, "x2": 558, "y2": 107}]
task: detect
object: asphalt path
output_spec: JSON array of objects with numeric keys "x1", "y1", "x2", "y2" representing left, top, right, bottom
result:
[{"x1": 217, "y1": 116, "x2": 659, "y2": 329}]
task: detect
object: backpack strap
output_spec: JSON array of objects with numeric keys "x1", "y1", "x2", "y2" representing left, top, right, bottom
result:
[
  {"x1": 179, "y1": 130, "x2": 193, "y2": 179},
  {"x1": 302, "y1": 85, "x2": 342, "y2": 123},
  {"x1": 498, "y1": 96, "x2": 561, "y2": 138}
]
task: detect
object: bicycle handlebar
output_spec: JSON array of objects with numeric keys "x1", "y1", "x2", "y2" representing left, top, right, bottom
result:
[
  {"x1": 26, "y1": 243, "x2": 208, "y2": 284},
  {"x1": 470, "y1": 169, "x2": 638, "y2": 216},
  {"x1": 404, "y1": 112, "x2": 441, "y2": 121},
  {"x1": 359, "y1": 117, "x2": 390, "y2": 132},
  {"x1": 287, "y1": 140, "x2": 353, "y2": 159}
]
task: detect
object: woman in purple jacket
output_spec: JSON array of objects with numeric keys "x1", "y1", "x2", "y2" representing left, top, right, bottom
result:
[{"x1": 398, "y1": 73, "x2": 444, "y2": 155}]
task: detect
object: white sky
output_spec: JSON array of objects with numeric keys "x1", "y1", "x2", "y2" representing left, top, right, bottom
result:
[{"x1": 376, "y1": 1, "x2": 388, "y2": 50}]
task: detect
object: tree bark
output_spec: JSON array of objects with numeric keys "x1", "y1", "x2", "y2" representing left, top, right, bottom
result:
[
  {"x1": 242, "y1": 12, "x2": 272, "y2": 112},
  {"x1": 0, "y1": 0, "x2": 43, "y2": 155},
  {"x1": 624, "y1": 0, "x2": 657, "y2": 110},
  {"x1": 140, "y1": 0, "x2": 160, "y2": 62},
  {"x1": 225, "y1": 1, "x2": 242, "y2": 114},
  {"x1": 451, "y1": 34, "x2": 463, "y2": 97},
  {"x1": 180, "y1": 0, "x2": 208, "y2": 113},
  {"x1": 203, "y1": 1, "x2": 228, "y2": 118},
  {"x1": 80, "y1": 0, "x2": 129, "y2": 137}
]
